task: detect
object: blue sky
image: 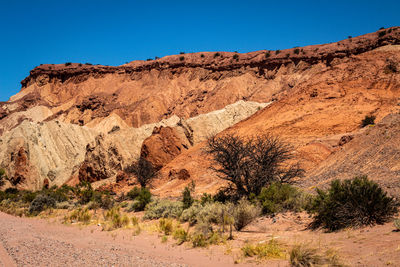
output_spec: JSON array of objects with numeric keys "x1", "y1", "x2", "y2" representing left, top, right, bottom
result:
[{"x1": 0, "y1": 0, "x2": 399, "y2": 101}]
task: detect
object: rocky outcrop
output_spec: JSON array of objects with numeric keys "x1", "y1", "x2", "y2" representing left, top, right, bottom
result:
[
  {"x1": 0, "y1": 120, "x2": 98, "y2": 190},
  {"x1": 78, "y1": 134, "x2": 124, "y2": 183},
  {"x1": 141, "y1": 126, "x2": 190, "y2": 170}
]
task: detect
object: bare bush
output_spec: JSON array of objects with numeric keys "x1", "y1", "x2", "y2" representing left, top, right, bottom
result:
[
  {"x1": 125, "y1": 157, "x2": 157, "y2": 188},
  {"x1": 205, "y1": 134, "x2": 304, "y2": 197}
]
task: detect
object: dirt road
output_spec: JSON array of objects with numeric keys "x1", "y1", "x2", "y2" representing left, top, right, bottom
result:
[{"x1": 0, "y1": 212, "x2": 252, "y2": 267}]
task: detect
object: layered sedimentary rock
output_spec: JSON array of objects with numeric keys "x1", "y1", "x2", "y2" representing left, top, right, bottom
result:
[{"x1": 0, "y1": 27, "x2": 399, "y2": 193}]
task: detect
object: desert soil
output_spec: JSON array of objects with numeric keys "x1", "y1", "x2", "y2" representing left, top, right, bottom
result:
[{"x1": 0, "y1": 212, "x2": 255, "y2": 267}]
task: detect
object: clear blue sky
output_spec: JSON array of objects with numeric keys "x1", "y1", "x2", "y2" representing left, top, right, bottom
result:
[{"x1": 0, "y1": 0, "x2": 399, "y2": 101}]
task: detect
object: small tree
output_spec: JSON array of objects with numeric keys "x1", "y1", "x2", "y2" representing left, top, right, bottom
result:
[
  {"x1": 0, "y1": 168, "x2": 6, "y2": 187},
  {"x1": 205, "y1": 134, "x2": 304, "y2": 198},
  {"x1": 125, "y1": 157, "x2": 157, "y2": 188}
]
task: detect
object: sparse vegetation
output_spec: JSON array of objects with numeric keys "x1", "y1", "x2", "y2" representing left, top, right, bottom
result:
[
  {"x1": 200, "y1": 54, "x2": 205, "y2": 58},
  {"x1": 65, "y1": 62, "x2": 72, "y2": 66},
  {"x1": 290, "y1": 244, "x2": 344, "y2": 267},
  {"x1": 294, "y1": 48, "x2": 300, "y2": 55},
  {"x1": 214, "y1": 52, "x2": 221, "y2": 58},
  {"x1": 179, "y1": 56, "x2": 185, "y2": 61},
  {"x1": 242, "y1": 239, "x2": 284, "y2": 259},
  {"x1": 231, "y1": 198, "x2": 261, "y2": 231},
  {"x1": 378, "y1": 30, "x2": 387, "y2": 37},
  {"x1": 361, "y1": 115, "x2": 376, "y2": 127},
  {"x1": 233, "y1": 54, "x2": 239, "y2": 61},
  {"x1": 265, "y1": 51, "x2": 271, "y2": 58},
  {"x1": 309, "y1": 176, "x2": 398, "y2": 231}
]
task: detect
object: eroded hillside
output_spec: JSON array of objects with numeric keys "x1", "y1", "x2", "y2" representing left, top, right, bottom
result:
[{"x1": 0, "y1": 27, "x2": 399, "y2": 193}]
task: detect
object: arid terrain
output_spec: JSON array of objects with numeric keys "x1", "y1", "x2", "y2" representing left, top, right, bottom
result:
[{"x1": 1, "y1": 27, "x2": 400, "y2": 266}]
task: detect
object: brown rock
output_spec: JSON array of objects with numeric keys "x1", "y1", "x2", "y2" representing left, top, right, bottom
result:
[{"x1": 140, "y1": 126, "x2": 190, "y2": 170}]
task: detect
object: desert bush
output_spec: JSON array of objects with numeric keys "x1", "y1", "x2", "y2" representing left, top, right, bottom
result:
[
  {"x1": 289, "y1": 244, "x2": 344, "y2": 267},
  {"x1": 0, "y1": 168, "x2": 6, "y2": 187},
  {"x1": 275, "y1": 50, "x2": 281, "y2": 55},
  {"x1": 103, "y1": 207, "x2": 129, "y2": 230},
  {"x1": 158, "y1": 218, "x2": 174, "y2": 235},
  {"x1": 290, "y1": 244, "x2": 323, "y2": 266},
  {"x1": 191, "y1": 232, "x2": 208, "y2": 247},
  {"x1": 361, "y1": 115, "x2": 376, "y2": 127},
  {"x1": 231, "y1": 198, "x2": 261, "y2": 231},
  {"x1": 242, "y1": 239, "x2": 284, "y2": 259},
  {"x1": 206, "y1": 134, "x2": 303, "y2": 198},
  {"x1": 378, "y1": 30, "x2": 387, "y2": 37},
  {"x1": 258, "y1": 182, "x2": 310, "y2": 214},
  {"x1": 294, "y1": 48, "x2": 300, "y2": 55},
  {"x1": 180, "y1": 202, "x2": 202, "y2": 225},
  {"x1": 200, "y1": 193, "x2": 213, "y2": 205},
  {"x1": 29, "y1": 194, "x2": 56, "y2": 214},
  {"x1": 143, "y1": 199, "x2": 183, "y2": 220},
  {"x1": 233, "y1": 54, "x2": 239, "y2": 60},
  {"x1": 179, "y1": 56, "x2": 185, "y2": 61},
  {"x1": 182, "y1": 184, "x2": 194, "y2": 209},
  {"x1": 125, "y1": 157, "x2": 157, "y2": 188},
  {"x1": 173, "y1": 227, "x2": 189, "y2": 245},
  {"x1": 393, "y1": 219, "x2": 400, "y2": 231},
  {"x1": 309, "y1": 176, "x2": 398, "y2": 231},
  {"x1": 265, "y1": 52, "x2": 271, "y2": 58},
  {"x1": 65, "y1": 62, "x2": 72, "y2": 66},
  {"x1": 214, "y1": 52, "x2": 220, "y2": 58},
  {"x1": 65, "y1": 208, "x2": 91, "y2": 224},
  {"x1": 131, "y1": 216, "x2": 139, "y2": 226},
  {"x1": 128, "y1": 187, "x2": 151, "y2": 212}
]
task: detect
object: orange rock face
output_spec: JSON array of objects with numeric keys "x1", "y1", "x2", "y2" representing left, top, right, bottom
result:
[{"x1": 140, "y1": 126, "x2": 190, "y2": 170}]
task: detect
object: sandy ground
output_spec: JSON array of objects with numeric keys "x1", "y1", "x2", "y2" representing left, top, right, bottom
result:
[
  {"x1": 0, "y1": 212, "x2": 258, "y2": 267},
  {"x1": 1, "y1": 210, "x2": 400, "y2": 267}
]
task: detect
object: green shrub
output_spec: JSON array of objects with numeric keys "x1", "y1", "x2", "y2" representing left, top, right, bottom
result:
[
  {"x1": 143, "y1": 199, "x2": 183, "y2": 220},
  {"x1": 310, "y1": 176, "x2": 398, "y2": 231},
  {"x1": 182, "y1": 186, "x2": 194, "y2": 209},
  {"x1": 180, "y1": 202, "x2": 202, "y2": 225},
  {"x1": 233, "y1": 54, "x2": 239, "y2": 60},
  {"x1": 378, "y1": 30, "x2": 387, "y2": 37},
  {"x1": 200, "y1": 193, "x2": 213, "y2": 205},
  {"x1": 231, "y1": 198, "x2": 261, "y2": 231},
  {"x1": 361, "y1": 115, "x2": 375, "y2": 127},
  {"x1": 179, "y1": 56, "x2": 185, "y2": 61},
  {"x1": 258, "y1": 182, "x2": 310, "y2": 214},
  {"x1": 65, "y1": 62, "x2": 72, "y2": 66},
  {"x1": 294, "y1": 48, "x2": 300, "y2": 55},
  {"x1": 191, "y1": 232, "x2": 208, "y2": 247},
  {"x1": 213, "y1": 52, "x2": 220, "y2": 58},
  {"x1": 0, "y1": 168, "x2": 6, "y2": 187},
  {"x1": 29, "y1": 194, "x2": 56, "y2": 214},
  {"x1": 200, "y1": 54, "x2": 205, "y2": 58},
  {"x1": 275, "y1": 50, "x2": 281, "y2": 55},
  {"x1": 128, "y1": 187, "x2": 151, "y2": 212},
  {"x1": 265, "y1": 52, "x2": 271, "y2": 58}
]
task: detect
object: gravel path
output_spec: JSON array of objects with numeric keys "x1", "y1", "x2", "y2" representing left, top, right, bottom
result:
[{"x1": 0, "y1": 212, "x2": 239, "y2": 267}]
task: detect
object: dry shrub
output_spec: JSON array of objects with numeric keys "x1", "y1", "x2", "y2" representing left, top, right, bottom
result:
[
  {"x1": 232, "y1": 198, "x2": 261, "y2": 231},
  {"x1": 242, "y1": 239, "x2": 284, "y2": 259}
]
